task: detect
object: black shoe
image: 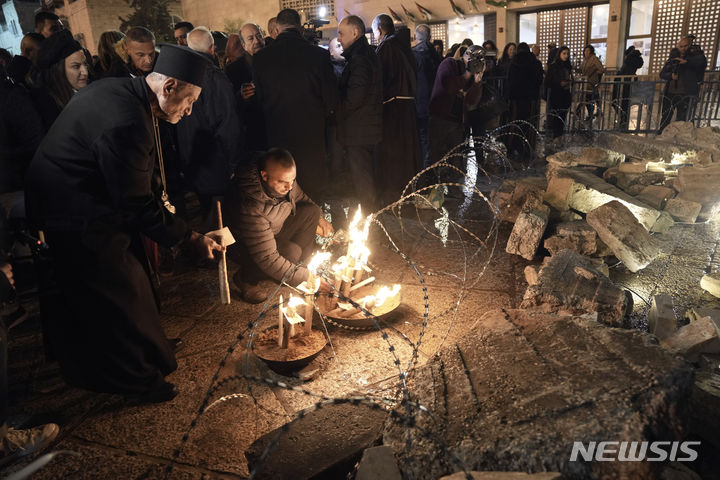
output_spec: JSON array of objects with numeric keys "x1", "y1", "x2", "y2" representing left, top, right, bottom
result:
[
  {"x1": 168, "y1": 337, "x2": 184, "y2": 353},
  {"x1": 126, "y1": 382, "x2": 178, "y2": 405}
]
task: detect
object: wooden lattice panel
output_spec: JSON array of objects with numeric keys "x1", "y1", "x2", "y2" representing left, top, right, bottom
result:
[
  {"x1": 429, "y1": 22, "x2": 447, "y2": 47},
  {"x1": 687, "y1": 0, "x2": 720, "y2": 68},
  {"x1": 280, "y1": 0, "x2": 336, "y2": 22},
  {"x1": 649, "y1": 0, "x2": 686, "y2": 74},
  {"x1": 563, "y1": 6, "x2": 589, "y2": 68},
  {"x1": 538, "y1": 10, "x2": 561, "y2": 54}
]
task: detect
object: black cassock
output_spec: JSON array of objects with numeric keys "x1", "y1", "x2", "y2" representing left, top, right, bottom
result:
[
  {"x1": 376, "y1": 34, "x2": 422, "y2": 202},
  {"x1": 26, "y1": 76, "x2": 187, "y2": 395}
]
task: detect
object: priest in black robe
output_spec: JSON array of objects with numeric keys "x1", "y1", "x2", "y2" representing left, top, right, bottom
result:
[
  {"x1": 25, "y1": 45, "x2": 223, "y2": 403},
  {"x1": 372, "y1": 16, "x2": 422, "y2": 204}
]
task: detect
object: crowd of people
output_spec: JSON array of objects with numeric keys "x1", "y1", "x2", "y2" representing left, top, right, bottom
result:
[{"x1": 0, "y1": 7, "x2": 712, "y2": 465}]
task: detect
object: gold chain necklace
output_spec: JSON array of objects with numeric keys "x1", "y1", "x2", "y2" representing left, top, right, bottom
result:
[{"x1": 151, "y1": 112, "x2": 176, "y2": 215}]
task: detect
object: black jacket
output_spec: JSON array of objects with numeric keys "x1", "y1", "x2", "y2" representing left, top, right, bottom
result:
[
  {"x1": 224, "y1": 54, "x2": 267, "y2": 152},
  {"x1": 618, "y1": 51, "x2": 644, "y2": 76},
  {"x1": 0, "y1": 72, "x2": 44, "y2": 193},
  {"x1": 252, "y1": 29, "x2": 338, "y2": 198},
  {"x1": 660, "y1": 48, "x2": 707, "y2": 96},
  {"x1": 546, "y1": 60, "x2": 573, "y2": 109},
  {"x1": 413, "y1": 40, "x2": 441, "y2": 118},
  {"x1": 508, "y1": 51, "x2": 544, "y2": 101},
  {"x1": 176, "y1": 52, "x2": 243, "y2": 196},
  {"x1": 337, "y1": 35, "x2": 382, "y2": 146},
  {"x1": 224, "y1": 162, "x2": 315, "y2": 286}
]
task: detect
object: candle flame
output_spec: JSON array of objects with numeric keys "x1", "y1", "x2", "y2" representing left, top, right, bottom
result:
[
  {"x1": 287, "y1": 296, "x2": 306, "y2": 308},
  {"x1": 347, "y1": 205, "x2": 372, "y2": 265},
  {"x1": 374, "y1": 284, "x2": 401, "y2": 307}
]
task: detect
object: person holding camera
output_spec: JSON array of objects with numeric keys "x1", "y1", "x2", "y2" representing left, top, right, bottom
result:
[{"x1": 658, "y1": 36, "x2": 707, "y2": 133}]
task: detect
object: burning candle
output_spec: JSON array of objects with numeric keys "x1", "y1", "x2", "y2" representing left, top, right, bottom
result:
[{"x1": 277, "y1": 294, "x2": 284, "y2": 347}]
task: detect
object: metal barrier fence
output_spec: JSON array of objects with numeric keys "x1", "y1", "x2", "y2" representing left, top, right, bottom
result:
[{"x1": 562, "y1": 71, "x2": 720, "y2": 134}]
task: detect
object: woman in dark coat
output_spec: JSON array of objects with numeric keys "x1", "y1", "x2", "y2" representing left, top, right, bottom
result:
[
  {"x1": 507, "y1": 42, "x2": 544, "y2": 155},
  {"x1": 612, "y1": 46, "x2": 644, "y2": 129},
  {"x1": 545, "y1": 46, "x2": 573, "y2": 138},
  {"x1": 31, "y1": 30, "x2": 89, "y2": 132}
]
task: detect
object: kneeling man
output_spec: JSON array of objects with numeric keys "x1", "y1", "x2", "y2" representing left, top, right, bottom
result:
[{"x1": 224, "y1": 148, "x2": 333, "y2": 303}]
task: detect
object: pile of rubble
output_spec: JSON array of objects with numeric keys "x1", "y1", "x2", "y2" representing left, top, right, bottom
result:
[{"x1": 495, "y1": 121, "x2": 720, "y2": 353}]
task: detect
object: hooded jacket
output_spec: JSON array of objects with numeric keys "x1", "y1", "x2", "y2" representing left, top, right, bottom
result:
[
  {"x1": 508, "y1": 51, "x2": 544, "y2": 101},
  {"x1": 224, "y1": 162, "x2": 316, "y2": 286}
]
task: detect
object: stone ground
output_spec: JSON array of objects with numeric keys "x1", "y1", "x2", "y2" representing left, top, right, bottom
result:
[{"x1": 3, "y1": 169, "x2": 720, "y2": 479}]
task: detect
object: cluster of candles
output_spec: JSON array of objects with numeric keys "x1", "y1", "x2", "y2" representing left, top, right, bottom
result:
[{"x1": 276, "y1": 207, "x2": 401, "y2": 348}]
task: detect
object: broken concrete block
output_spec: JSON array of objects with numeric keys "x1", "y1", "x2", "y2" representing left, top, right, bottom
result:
[
  {"x1": 685, "y1": 308, "x2": 720, "y2": 324},
  {"x1": 356, "y1": 446, "x2": 402, "y2": 480},
  {"x1": 586, "y1": 201, "x2": 662, "y2": 273},
  {"x1": 635, "y1": 185, "x2": 675, "y2": 210},
  {"x1": 664, "y1": 197, "x2": 702, "y2": 223},
  {"x1": 506, "y1": 197, "x2": 549, "y2": 260},
  {"x1": 660, "y1": 121, "x2": 697, "y2": 142},
  {"x1": 697, "y1": 201, "x2": 720, "y2": 223},
  {"x1": 661, "y1": 316, "x2": 720, "y2": 361},
  {"x1": 545, "y1": 168, "x2": 661, "y2": 229},
  {"x1": 696, "y1": 150, "x2": 714, "y2": 166},
  {"x1": 543, "y1": 221, "x2": 598, "y2": 256},
  {"x1": 603, "y1": 166, "x2": 619, "y2": 182},
  {"x1": 494, "y1": 178, "x2": 547, "y2": 223},
  {"x1": 546, "y1": 150, "x2": 579, "y2": 168},
  {"x1": 648, "y1": 295, "x2": 676, "y2": 340},
  {"x1": 674, "y1": 164, "x2": 720, "y2": 205},
  {"x1": 524, "y1": 265, "x2": 540, "y2": 286},
  {"x1": 580, "y1": 146, "x2": 624, "y2": 168},
  {"x1": 701, "y1": 273, "x2": 720, "y2": 298},
  {"x1": 650, "y1": 211, "x2": 675, "y2": 234},
  {"x1": 520, "y1": 249, "x2": 632, "y2": 327},
  {"x1": 616, "y1": 171, "x2": 665, "y2": 193},
  {"x1": 618, "y1": 162, "x2": 647, "y2": 174}
]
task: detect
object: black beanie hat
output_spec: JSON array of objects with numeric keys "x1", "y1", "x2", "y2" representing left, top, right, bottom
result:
[
  {"x1": 153, "y1": 44, "x2": 208, "y2": 88},
  {"x1": 36, "y1": 30, "x2": 82, "y2": 70}
]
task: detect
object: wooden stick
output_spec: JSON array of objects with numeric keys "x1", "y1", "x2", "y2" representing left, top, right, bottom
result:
[
  {"x1": 304, "y1": 293, "x2": 314, "y2": 334},
  {"x1": 217, "y1": 201, "x2": 231, "y2": 305},
  {"x1": 277, "y1": 294, "x2": 284, "y2": 347},
  {"x1": 349, "y1": 276, "x2": 375, "y2": 292}
]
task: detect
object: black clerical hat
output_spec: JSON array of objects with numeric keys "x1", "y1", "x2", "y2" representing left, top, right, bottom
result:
[
  {"x1": 153, "y1": 44, "x2": 207, "y2": 88},
  {"x1": 36, "y1": 30, "x2": 82, "y2": 70}
]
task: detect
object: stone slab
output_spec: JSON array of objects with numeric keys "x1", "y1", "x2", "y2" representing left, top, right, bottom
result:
[
  {"x1": 648, "y1": 294, "x2": 676, "y2": 340},
  {"x1": 586, "y1": 201, "x2": 662, "y2": 273},
  {"x1": 383, "y1": 309, "x2": 693, "y2": 480},
  {"x1": 356, "y1": 446, "x2": 402, "y2": 480},
  {"x1": 650, "y1": 211, "x2": 675, "y2": 234},
  {"x1": 661, "y1": 316, "x2": 720, "y2": 361},
  {"x1": 700, "y1": 273, "x2": 720, "y2": 298},
  {"x1": 246, "y1": 402, "x2": 387, "y2": 480},
  {"x1": 543, "y1": 221, "x2": 598, "y2": 256},
  {"x1": 618, "y1": 162, "x2": 648, "y2": 174},
  {"x1": 520, "y1": 249, "x2": 632, "y2": 327},
  {"x1": 635, "y1": 185, "x2": 675, "y2": 210},
  {"x1": 674, "y1": 164, "x2": 720, "y2": 206},
  {"x1": 664, "y1": 198, "x2": 702, "y2": 223},
  {"x1": 506, "y1": 197, "x2": 549, "y2": 260},
  {"x1": 545, "y1": 168, "x2": 660, "y2": 230},
  {"x1": 689, "y1": 372, "x2": 720, "y2": 451}
]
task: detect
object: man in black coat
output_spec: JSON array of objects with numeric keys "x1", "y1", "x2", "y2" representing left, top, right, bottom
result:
[
  {"x1": 372, "y1": 14, "x2": 422, "y2": 203},
  {"x1": 336, "y1": 15, "x2": 382, "y2": 211},
  {"x1": 412, "y1": 24, "x2": 441, "y2": 169},
  {"x1": 658, "y1": 36, "x2": 707, "y2": 133},
  {"x1": 178, "y1": 27, "x2": 243, "y2": 223},
  {"x1": 25, "y1": 46, "x2": 223, "y2": 403},
  {"x1": 252, "y1": 9, "x2": 338, "y2": 201}
]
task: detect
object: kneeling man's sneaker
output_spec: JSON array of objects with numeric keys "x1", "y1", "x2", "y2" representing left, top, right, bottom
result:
[
  {"x1": 0, "y1": 423, "x2": 60, "y2": 467},
  {"x1": 239, "y1": 282, "x2": 268, "y2": 304}
]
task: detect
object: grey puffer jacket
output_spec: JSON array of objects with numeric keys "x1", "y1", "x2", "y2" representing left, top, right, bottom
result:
[{"x1": 224, "y1": 162, "x2": 315, "y2": 286}]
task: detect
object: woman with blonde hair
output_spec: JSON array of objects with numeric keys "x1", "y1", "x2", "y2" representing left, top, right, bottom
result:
[{"x1": 94, "y1": 30, "x2": 124, "y2": 76}]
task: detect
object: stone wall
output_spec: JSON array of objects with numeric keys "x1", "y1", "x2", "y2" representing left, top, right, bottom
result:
[{"x1": 180, "y1": 0, "x2": 279, "y2": 34}]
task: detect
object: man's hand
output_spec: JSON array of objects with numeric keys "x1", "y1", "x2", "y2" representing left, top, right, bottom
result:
[
  {"x1": 316, "y1": 217, "x2": 334, "y2": 238},
  {"x1": 1, "y1": 263, "x2": 14, "y2": 288},
  {"x1": 675, "y1": 57, "x2": 687, "y2": 64},
  {"x1": 187, "y1": 231, "x2": 225, "y2": 260},
  {"x1": 672, "y1": 73, "x2": 679, "y2": 80},
  {"x1": 473, "y1": 70, "x2": 484, "y2": 83},
  {"x1": 241, "y1": 83, "x2": 256, "y2": 101}
]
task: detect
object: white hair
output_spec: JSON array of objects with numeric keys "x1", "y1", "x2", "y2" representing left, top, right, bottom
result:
[
  {"x1": 415, "y1": 24, "x2": 430, "y2": 43},
  {"x1": 239, "y1": 23, "x2": 262, "y2": 45},
  {"x1": 187, "y1": 26, "x2": 214, "y2": 54}
]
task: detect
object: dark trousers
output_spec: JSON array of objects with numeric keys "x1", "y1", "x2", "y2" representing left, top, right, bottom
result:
[
  {"x1": 659, "y1": 93, "x2": 696, "y2": 133},
  {"x1": 235, "y1": 203, "x2": 321, "y2": 285},
  {"x1": 345, "y1": 144, "x2": 377, "y2": 211},
  {"x1": 428, "y1": 116, "x2": 466, "y2": 187},
  {"x1": 548, "y1": 107, "x2": 569, "y2": 138}
]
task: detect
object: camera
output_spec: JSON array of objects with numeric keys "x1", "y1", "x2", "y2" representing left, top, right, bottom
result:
[
  {"x1": 302, "y1": 18, "x2": 329, "y2": 45},
  {"x1": 466, "y1": 46, "x2": 488, "y2": 74}
]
